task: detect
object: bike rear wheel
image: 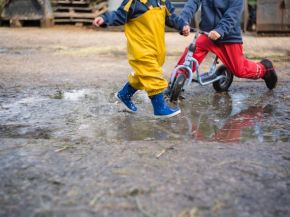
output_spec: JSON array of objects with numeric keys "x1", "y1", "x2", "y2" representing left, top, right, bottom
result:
[
  {"x1": 213, "y1": 65, "x2": 234, "y2": 92},
  {"x1": 170, "y1": 73, "x2": 187, "y2": 102}
]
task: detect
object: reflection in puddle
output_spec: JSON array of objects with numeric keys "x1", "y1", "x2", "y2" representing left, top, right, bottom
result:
[
  {"x1": 0, "y1": 88, "x2": 289, "y2": 143},
  {"x1": 109, "y1": 92, "x2": 290, "y2": 143}
]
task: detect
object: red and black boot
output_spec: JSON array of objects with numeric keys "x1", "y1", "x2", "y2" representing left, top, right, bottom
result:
[{"x1": 260, "y1": 59, "x2": 278, "y2": 90}]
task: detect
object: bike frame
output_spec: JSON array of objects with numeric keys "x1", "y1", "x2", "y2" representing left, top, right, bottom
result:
[{"x1": 170, "y1": 31, "x2": 226, "y2": 90}]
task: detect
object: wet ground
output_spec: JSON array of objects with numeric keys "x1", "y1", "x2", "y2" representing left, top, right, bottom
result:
[{"x1": 0, "y1": 27, "x2": 290, "y2": 217}]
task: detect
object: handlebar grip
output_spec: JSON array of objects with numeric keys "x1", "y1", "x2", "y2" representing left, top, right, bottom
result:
[
  {"x1": 188, "y1": 43, "x2": 196, "y2": 52},
  {"x1": 189, "y1": 27, "x2": 209, "y2": 35},
  {"x1": 199, "y1": 30, "x2": 209, "y2": 36},
  {"x1": 190, "y1": 28, "x2": 196, "y2": 33}
]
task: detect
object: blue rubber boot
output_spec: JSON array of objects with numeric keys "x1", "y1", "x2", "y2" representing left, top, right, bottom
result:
[
  {"x1": 150, "y1": 93, "x2": 181, "y2": 118},
  {"x1": 116, "y1": 82, "x2": 138, "y2": 112}
]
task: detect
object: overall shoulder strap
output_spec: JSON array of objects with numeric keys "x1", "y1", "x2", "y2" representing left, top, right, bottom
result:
[
  {"x1": 139, "y1": 0, "x2": 153, "y2": 10},
  {"x1": 160, "y1": 0, "x2": 171, "y2": 16},
  {"x1": 124, "y1": 0, "x2": 134, "y2": 12}
]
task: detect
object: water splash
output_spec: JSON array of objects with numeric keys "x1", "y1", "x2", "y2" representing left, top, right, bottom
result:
[{"x1": 63, "y1": 89, "x2": 93, "y2": 101}]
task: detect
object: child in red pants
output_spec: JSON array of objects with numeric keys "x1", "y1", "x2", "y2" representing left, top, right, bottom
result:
[{"x1": 178, "y1": 0, "x2": 277, "y2": 90}]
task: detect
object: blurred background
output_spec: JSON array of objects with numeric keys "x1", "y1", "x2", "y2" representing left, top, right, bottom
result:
[{"x1": 0, "y1": 0, "x2": 289, "y2": 33}]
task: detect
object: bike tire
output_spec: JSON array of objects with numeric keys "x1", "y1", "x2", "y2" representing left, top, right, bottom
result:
[
  {"x1": 213, "y1": 65, "x2": 234, "y2": 92},
  {"x1": 170, "y1": 73, "x2": 187, "y2": 102}
]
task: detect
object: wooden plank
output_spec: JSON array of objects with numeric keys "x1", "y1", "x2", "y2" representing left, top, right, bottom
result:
[
  {"x1": 54, "y1": 11, "x2": 105, "y2": 18},
  {"x1": 52, "y1": 1, "x2": 108, "y2": 24},
  {"x1": 53, "y1": 3, "x2": 107, "y2": 18},
  {"x1": 54, "y1": 18, "x2": 93, "y2": 23},
  {"x1": 1, "y1": 15, "x2": 43, "y2": 20},
  {"x1": 51, "y1": 0, "x2": 89, "y2": 5},
  {"x1": 54, "y1": 6, "x2": 94, "y2": 12}
]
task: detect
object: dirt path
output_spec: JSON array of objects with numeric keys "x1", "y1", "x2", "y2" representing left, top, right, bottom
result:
[{"x1": 0, "y1": 27, "x2": 290, "y2": 217}]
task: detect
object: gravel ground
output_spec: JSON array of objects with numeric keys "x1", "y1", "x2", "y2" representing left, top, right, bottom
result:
[{"x1": 0, "y1": 27, "x2": 290, "y2": 217}]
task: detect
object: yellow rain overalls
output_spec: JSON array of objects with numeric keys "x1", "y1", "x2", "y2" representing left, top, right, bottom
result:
[{"x1": 123, "y1": 0, "x2": 169, "y2": 96}]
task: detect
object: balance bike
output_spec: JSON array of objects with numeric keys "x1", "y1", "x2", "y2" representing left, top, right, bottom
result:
[{"x1": 168, "y1": 30, "x2": 234, "y2": 102}]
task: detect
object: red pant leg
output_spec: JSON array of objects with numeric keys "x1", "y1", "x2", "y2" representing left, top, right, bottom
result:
[
  {"x1": 196, "y1": 36, "x2": 265, "y2": 79},
  {"x1": 177, "y1": 35, "x2": 265, "y2": 79},
  {"x1": 214, "y1": 106, "x2": 264, "y2": 143}
]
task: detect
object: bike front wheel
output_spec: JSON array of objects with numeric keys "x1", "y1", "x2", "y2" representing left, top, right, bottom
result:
[{"x1": 170, "y1": 73, "x2": 187, "y2": 102}]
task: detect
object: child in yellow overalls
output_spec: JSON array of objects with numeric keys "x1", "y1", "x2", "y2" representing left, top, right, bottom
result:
[{"x1": 94, "y1": 0, "x2": 187, "y2": 118}]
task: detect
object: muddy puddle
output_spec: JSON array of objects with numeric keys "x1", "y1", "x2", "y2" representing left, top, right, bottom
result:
[
  {"x1": 1, "y1": 77, "x2": 290, "y2": 217},
  {"x1": 1, "y1": 85, "x2": 289, "y2": 144},
  {"x1": 1, "y1": 29, "x2": 290, "y2": 217},
  {"x1": 1, "y1": 84, "x2": 290, "y2": 217}
]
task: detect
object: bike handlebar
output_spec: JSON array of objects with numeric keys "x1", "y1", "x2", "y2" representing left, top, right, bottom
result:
[
  {"x1": 190, "y1": 28, "x2": 209, "y2": 36},
  {"x1": 180, "y1": 27, "x2": 209, "y2": 36},
  {"x1": 186, "y1": 28, "x2": 209, "y2": 52}
]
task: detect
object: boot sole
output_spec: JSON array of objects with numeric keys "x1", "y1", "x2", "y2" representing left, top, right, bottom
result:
[
  {"x1": 114, "y1": 93, "x2": 137, "y2": 113},
  {"x1": 154, "y1": 109, "x2": 181, "y2": 118}
]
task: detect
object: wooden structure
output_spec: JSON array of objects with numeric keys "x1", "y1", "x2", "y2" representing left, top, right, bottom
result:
[
  {"x1": 1, "y1": 0, "x2": 53, "y2": 27},
  {"x1": 52, "y1": 0, "x2": 108, "y2": 25},
  {"x1": 1, "y1": 0, "x2": 290, "y2": 32},
  {"x1": 0, "y1": 0, "x2": 108, "y2": 26},
  {"x1": 256, "y1": 0, "x2": 290, "y2": 32}
]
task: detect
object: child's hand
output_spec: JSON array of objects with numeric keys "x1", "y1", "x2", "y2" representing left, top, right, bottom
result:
[
  {"x1": 208, "y1": 30, "x2": 221, "y2": 40},
  {"x1": 182, "y1": 25, "x2": 190, "y2": 36},
  {"x1": 93, "y1": 17, "x2": 104, "y2": 27}
]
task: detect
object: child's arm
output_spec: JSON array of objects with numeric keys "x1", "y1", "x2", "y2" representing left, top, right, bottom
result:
[
  {"x1": 214, "y1": 0, "x2": 243, "y2": 39},
  {"x1": 179, "y1": 0, "x2": 201, "y2": 25},
  {"x1": 93, "y1": 0, "x2": 133, "y2": 27},
  {"x1": 165, "y1": 0, "x2": 187, "y2": 32}
]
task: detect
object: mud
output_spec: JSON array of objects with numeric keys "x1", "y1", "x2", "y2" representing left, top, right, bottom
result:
[{"x1": 0, "y1": 27, "x2": 290, "y2": 217}]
